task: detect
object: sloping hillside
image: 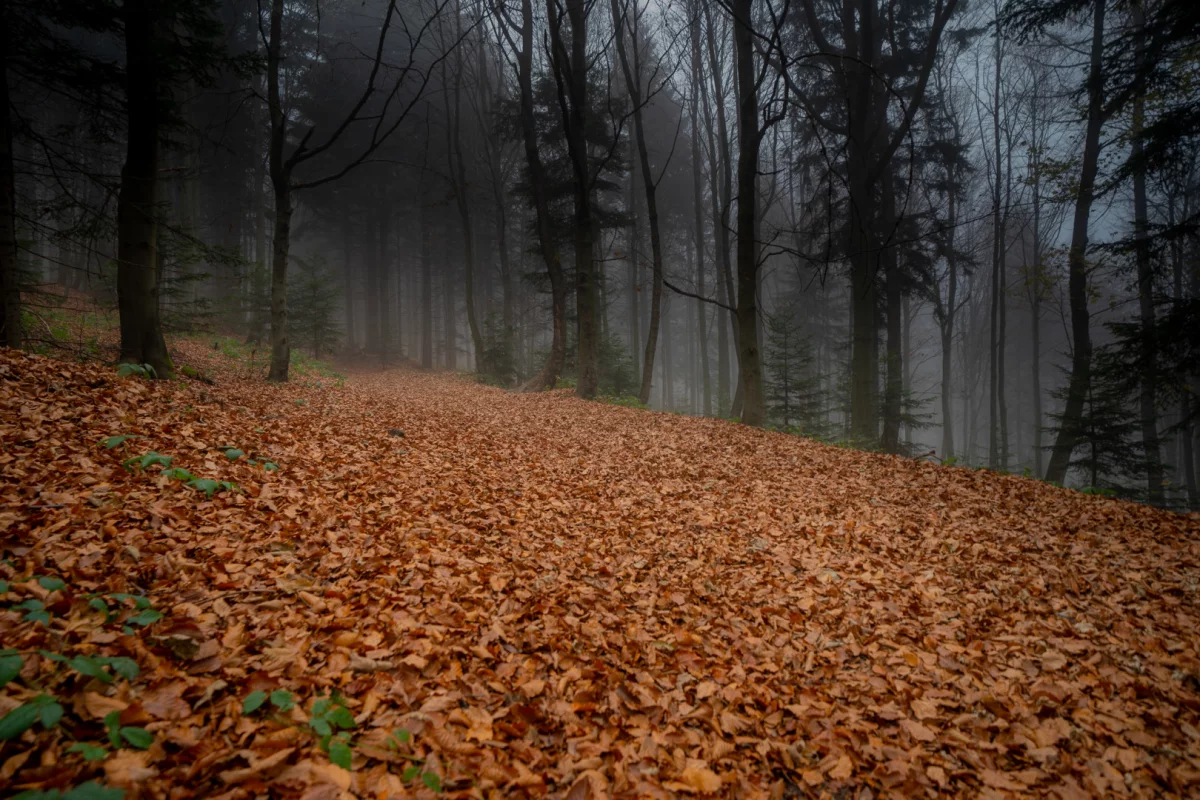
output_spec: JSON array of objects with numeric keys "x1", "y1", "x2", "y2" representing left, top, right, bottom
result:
[{"x1": 1, "y1": 347, "x2": 1198, "y2": 798}]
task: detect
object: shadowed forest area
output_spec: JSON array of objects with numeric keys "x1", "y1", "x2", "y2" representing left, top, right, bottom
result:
[{"x1": 2, "y1": 0, "x2": 1200, "y2": 798}]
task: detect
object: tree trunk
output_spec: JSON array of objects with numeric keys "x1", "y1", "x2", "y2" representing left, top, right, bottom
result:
[
  {"x1": 265, "y1": 0, "x2": 291, "y2": 382},
  {"x1": 881, "y1": 169, "x2": 903, "y2": 452},
  {"x1": 554, "y1": 0, "x2": 599, "y2": 399},
  {"x1": 1131, "y1": 2, "x2": 1164, "y2": 504},
  {"x1": 0, "y1": 17, "x2": 21, "y2": 350},
  {"x1": 365, "y1": 211, "x2": 379, "y2": 352},
  {"x1": 267, "y1": 182, "x2": 292, "y2": 381},
  {"x1": 732, "y1": 0, "x2": 764, "y2": 426},
  {"x1": 116, "y1": 0, "x2": 171, "y2": 378},
  {"x1": 611, "y1": 0, "x2": 663, "y2": 407},
  {"x1": 342, "y1": 217, "x2": 355, "y2": 351},
  {"x1": 688, "y1": 13, "x2": 713, "y2": 416},
  {"x1": 446, "y1": 39, "x2": 485, "y2": 373},
  {"x1": 940, "y1": 167, "x2": 958, "y2": 461},
  {"x1": 516, "y1": 0, "x2": 567, "y2": 391},
  {"x1": 421, "y1": 191, "x2": 433, "y2": 369},
  {"x1": 378, "y1": 193, "x2": 392, "y2": 365},
  {"x1": 1045, "y1": 0, "x2": 1106, "y2": 485},
  {"x1": 702, "y1": 1, "x2": 737, "y2": 415}
]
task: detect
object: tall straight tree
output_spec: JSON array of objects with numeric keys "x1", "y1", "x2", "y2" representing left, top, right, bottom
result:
[
  {"x1": 116, "y1": 0, "x2": 172, "y2": 377},
  {"x1": 547, "y1": 0, "x2": 600, "y2": 398},
  {"x1": 611, "y1": 0, "x2": 664, "y2": 407},
  {"x1": 731, "y1": 0, "x2": 768, "y2": 426}
]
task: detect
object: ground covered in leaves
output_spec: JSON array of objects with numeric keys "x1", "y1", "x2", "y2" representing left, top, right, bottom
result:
[{"x1": 2, "y1": 344, "x2": 1199, "y2": 799}]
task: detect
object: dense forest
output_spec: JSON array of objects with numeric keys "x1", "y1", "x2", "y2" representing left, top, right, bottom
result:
[{"x1": 3, "y1": 0, "x2": 1200, "y2": 506}]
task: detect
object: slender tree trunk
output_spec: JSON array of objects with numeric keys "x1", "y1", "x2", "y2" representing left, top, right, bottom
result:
[
  {"x1": 116, "y1": 0, "x2": 171, "y2": 378},
  {"x1": 1045, "y1": 0, "x2": 1106, "y2": 484},
  {"x1": 421, "y1": 193, "x2": 433, "y2": 369},
  {"x1": 343, "y1": 217, "x2": 355, "y2": 351},
  {"x1": 378, "y1": 194, "x2": 392, "y2": 365},
  {"x1": 265, "y1": 0, "x2": 292, "y2": 382},
  {"x1": 940, "y1": 169, "x2": 958, "y2": 461},
  {"x1": 516, "y1": 0, "x2": 567, "y2": 391},
  {"x1": 689, "y1": 11, "x2": 713, "y2": 416},
  {"x1": 627, "y1": 145, "x2": 642, "y2": 383},
  {"x1": 881, "y1": 170, "x2": 903, "y2": 452},
  {"x1": 702, "y1": 2, "x2": 738, "y2": 414},
  {"x1": 611, "y1": 0, "x2": 663, "y2": 406},
  {"x1": 1171, "y1": 195, "x2": 1197, "y2": 508},
  {"x1": 0, "y1": 17, "x2": 21, "y2": 350},
  {"x1": 365, "y1": 211, "x2": 379, "y2": 352},
  {"x1": 444, "y1": 254, "x2": 457, "y2": 370},
  {"x1": 1131, "y1": 2, "x2": 1164, "y2": 504},
  {"x1": 446, "y1": 43, "x2": 484, "y2": 372},
  {"x1": 1029, "y1": 80, "x2": 1043, "y2": 478},
  {"x1": 732, "y1": 0, "x2": 764, "y2": 426}
]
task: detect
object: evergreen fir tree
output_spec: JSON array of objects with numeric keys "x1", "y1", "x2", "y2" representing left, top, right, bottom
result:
[
  {"x1": 288, "y1": 256, "x2": 341, "y2": 359},
  {"x1": 764, "y1": 309, "x2": 826, "y2": 435}
]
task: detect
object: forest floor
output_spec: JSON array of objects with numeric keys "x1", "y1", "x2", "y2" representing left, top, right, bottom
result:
[{"x1": 2, "y1": 321, "x2": 1200, "y2": 799}]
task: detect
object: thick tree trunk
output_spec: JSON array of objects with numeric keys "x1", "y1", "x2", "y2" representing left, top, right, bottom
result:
[
  {"x1": 1045, "y1": 0, "x2": 1106, "y2": 485},
  {"x1": 116, "y1": 0, "x2": 171, "y2": 378},
  {"x1": 0, "y1": 21, "x2": 21, "y2": 350},
  {"x1": 267, "y1": 183, "x2": 292, "y2": 381},
  {"x1": 732, "y1": 0, "x2": 764, "y2": 426},
  {"x1": 554, "y1": 0, "x2": 599, "y2": 399}
]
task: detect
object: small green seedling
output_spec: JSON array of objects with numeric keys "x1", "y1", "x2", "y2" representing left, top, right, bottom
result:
[
  {"x1": 99, "y1": 435, "x2": 138, "y2": 450},
  {"x1": 104, "y1": 710, "x2": 153, "y2": 749},
  {"x1": 116, "y1": 363, "x2": 156, "y2": 379},
  {"x1": 122, "y1": 452, "x2": 173, "y2": 472}
]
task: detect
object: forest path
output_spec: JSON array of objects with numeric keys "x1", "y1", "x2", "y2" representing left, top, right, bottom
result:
[{"x1": 3, "y1": 349, "x2": 1199, "y2": 797}]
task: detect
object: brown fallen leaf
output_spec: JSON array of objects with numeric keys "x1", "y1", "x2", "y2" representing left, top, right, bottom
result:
[{"x1": 219, "y1": 747, "x2": 296, "y2": 784}]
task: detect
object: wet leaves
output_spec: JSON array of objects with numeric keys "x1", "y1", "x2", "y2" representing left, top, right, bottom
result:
[{"x1": 0, "y1": 347, "x2": 1199, "y2": 798}]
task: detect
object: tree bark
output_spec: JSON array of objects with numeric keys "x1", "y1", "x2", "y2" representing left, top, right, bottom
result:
[
  {"x1": 116, "y1": 0, "x2": 171, "y2": 378},
  {"x1": 733, "y1": 0, "x2": 765, "y2": 426},
  {"x1": 0, "y1": 14, "x2": 21, "y2": 350},
  {"x1": 552, "y1": 0, "x2": 599, "y2": 399},
  {"x1": 689, "y1": 2, "x2": 712, "y2": 416}
]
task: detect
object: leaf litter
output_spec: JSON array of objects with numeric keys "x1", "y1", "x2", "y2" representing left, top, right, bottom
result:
[{"x1": 1, "y1": 346, "x2": 1199, "y2": 798}]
